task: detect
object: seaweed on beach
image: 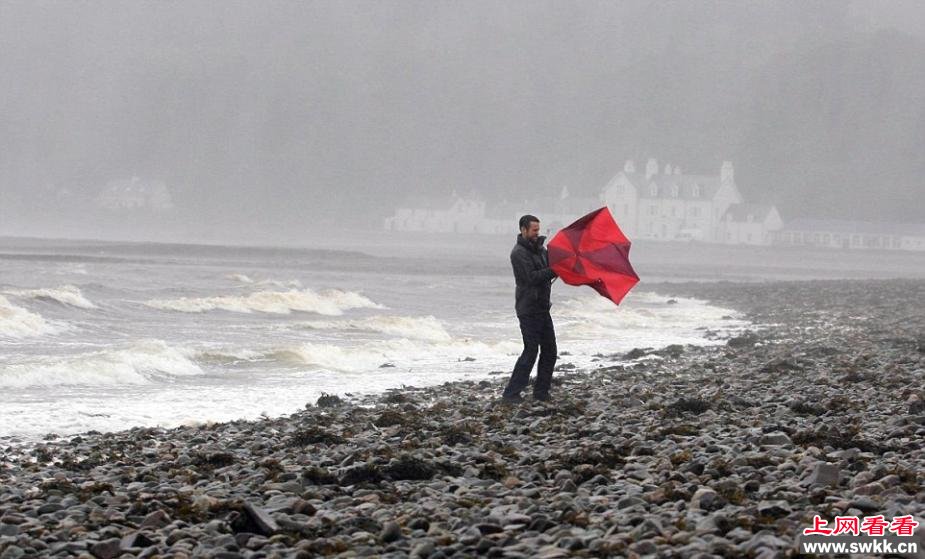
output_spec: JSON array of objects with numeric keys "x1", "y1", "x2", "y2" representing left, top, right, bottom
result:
[
  {"x1": 302, "y1": 466, "x2": 337, "y2": 485},
  {"x1": 286, "y1": 427, "x2": 346, "y2": 447},
  {"x1": 478, "y1": 460, "x2": 509, "y2": 480},
  {"x1": 788, "y1": 400, "x2": 826, "y2": 416},
  {"x1": 382, "y1": 454, "x2": 437, "y2": 481},
  {"x1": 373, "y1": 409, "x2": 421, "y2": 428},
  {"x1": 665, "y1": 397, "x2": 711, "y2": 416},
  {"x1": 791, "y1": 426, "x2": 887, "y2": 453},
  {"x1": 440, "y1": 421, "x2": 482, "y2": 445},
  {"x1": 316, "y1": 393, "x2": 345, "y2": 408},
  {"x1": 338, "y1": 464, "x2": 384, "y2": 486},
  {"x1": 191, "y1": 450, "x2": 236, "y2": 470}
]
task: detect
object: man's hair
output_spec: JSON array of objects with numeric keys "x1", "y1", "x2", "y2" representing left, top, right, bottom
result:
[{"x1": 518, "y1": 214, "x2": 539, "y2": 230}]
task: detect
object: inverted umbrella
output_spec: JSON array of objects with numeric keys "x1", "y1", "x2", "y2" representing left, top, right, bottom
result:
[{"x1": 547, "y1": 207, "x2": 640, "y2": 305}]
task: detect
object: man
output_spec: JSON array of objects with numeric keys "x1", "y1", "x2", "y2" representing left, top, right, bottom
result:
[{"x1": 502, "y1": 214, "x2": 558, "y2": 403}]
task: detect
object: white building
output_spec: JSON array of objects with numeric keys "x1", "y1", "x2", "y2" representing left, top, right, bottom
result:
[
  {"x1": 773, "y1": 219, "x2": 925, "y2": 251},
  {"x1": 96, "y1": 177, "x2": 174, "y2": 211},
  {"x1": 384, "y1": 191, "x2": 510, "y2": 234},
  {"x1": 600, "y1": 158, "x2": 781, "y2": 244}
]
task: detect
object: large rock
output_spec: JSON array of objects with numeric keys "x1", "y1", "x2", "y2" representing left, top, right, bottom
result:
[
  {"x1": 759, "y1": 432, "x2": 792, "y2": 446},
  {"x1": 242, "y1": 502, "x2": 279, "y2": 536},
  {"x1": 139, "y1": 510, "x2": 171, "y2": 530},
  {"x1": 804, "y1": 462, "x2": 840, "y2": 487},
  {"x1": 90, "y1": 538, "x2": 123, "y2": 559},
  {"x1": 690, "y1": 487, "x2": 720, "y2": 511}
]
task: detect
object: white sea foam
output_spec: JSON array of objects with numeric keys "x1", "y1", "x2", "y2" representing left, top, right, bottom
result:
[
  {"x1": 3, "y1": 285, "x2": 96, "y2": 309},
  {"x1": 227, "y1": 273, "x2": 255, "y2": 284},
  {"x1": 558, "y1": 291, "x2": 746, "y2": 340},
  {"x1": 145, "y1": 288, "x2": 383, "y2": 315},
  {"x1": 227, "y1": 273, "x2": 302, "y2": 289},
  {"x1": 0, "y1": 340, "x2": 204, "y2": 388},
  {"x1": 269, "y1": 337, "x2": 521, "y2": 373},
  {"x1": 193, "y1": 347, "x2": 264, "y2": 364},
  {"x1": 296, "y1": 315, "x2": 452, "y2": 342},
  {"x1": 0, "y1": 295, "x2": 59, "y2": 338}
]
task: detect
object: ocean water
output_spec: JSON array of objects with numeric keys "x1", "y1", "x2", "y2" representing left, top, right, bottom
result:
[{"x1": 0, "y1": 237, "x2": 749, "y2": 439}]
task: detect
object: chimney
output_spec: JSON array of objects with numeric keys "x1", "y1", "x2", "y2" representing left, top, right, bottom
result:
[
  {"x1": 720, "y1": 161, "x2": 734, "y2": 186},
  {"x1": 624, "y1": 159, "x2": 635, "y2": 173},
  {"x1": 645, "y1": 158, "x2": 658, "y2": 180}
]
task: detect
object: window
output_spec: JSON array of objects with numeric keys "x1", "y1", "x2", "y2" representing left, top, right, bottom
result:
[
  {"x1": 650, "y1": 184, "x2": 658, "y2": 196},
  {"x1": 692, "y1": 184, "x2": 701, "y2": 197},
  {"x1": 671, "y1": 185, "x2": 679, "y2": 198},
  {"x1": 649, "y1": 205, "x2": 658, "y2": 216}
]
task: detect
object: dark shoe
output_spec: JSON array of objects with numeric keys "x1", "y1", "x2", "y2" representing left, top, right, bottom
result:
[
  {"x1": 501, "y1": 394, "x2": 524, "y2": 404},
  {"x1": 533, "y1": 393, "x2": 551, "y2": 402}
]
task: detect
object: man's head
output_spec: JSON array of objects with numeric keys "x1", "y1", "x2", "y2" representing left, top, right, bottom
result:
[{"x1": 519, "y1": 214, "x2": 540, "y2": 241}]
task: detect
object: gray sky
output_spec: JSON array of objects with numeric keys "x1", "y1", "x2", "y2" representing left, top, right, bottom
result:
[{"x1": 0, "y1": 0, "x2": 923, "y2": 241}]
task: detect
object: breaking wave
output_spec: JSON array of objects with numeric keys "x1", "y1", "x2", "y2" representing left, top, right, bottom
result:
[
  {"x1": 268, "y1": 337, "x2": 521, "y2": 373},
  {"x1": 0, "y1": 340, "x2": 204, "y2": 388},
  {"x1": 192, "y1": 348, "x2": 264, "y2": 365},
  {"x1": 0, "y1": 295, "x2": 60, "y2": 338},
  {"x1": 296, "y1": 315, "x2": 452, "y2": 342},
  {"x1": 3, "y1": 285, "x2": 96, "y2": 309},
  {"x1": 145, "y1": 288, "x2": 383, "y2": 315}
]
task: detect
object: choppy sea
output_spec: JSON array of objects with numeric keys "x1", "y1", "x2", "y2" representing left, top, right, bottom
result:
[{"x1": 0, "y1": 236, "x2": 749, "y2": 440}]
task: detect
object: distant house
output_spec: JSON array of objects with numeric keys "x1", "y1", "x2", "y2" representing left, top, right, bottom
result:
[
  {"x1": 720, "y1": 203, "x2": 784, "y2": 245},
  {"x1": 383, "y1": 191, "x2": 510, "y2": 234},
  {"x1": 600, "y1": 159, "x2": 780, "y2": 244},
  {"x1": 773, "y1": 219, "x2": 925, "y2": 251},
  {"x1": 96, "y1": 177, "x2": 173, "y2": 211},
  {"x1": 383, "y1": 187, "x2": 600, "y2": 236}
]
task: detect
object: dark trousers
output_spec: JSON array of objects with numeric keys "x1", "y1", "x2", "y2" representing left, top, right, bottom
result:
[{"x1": 503, "y1": 312, "x2": 557, "y2": 398}]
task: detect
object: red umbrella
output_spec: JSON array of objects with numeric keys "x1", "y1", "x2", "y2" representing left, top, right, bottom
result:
[{"x1": 547, "y1": 207, "x2": 640, "y2": 305}]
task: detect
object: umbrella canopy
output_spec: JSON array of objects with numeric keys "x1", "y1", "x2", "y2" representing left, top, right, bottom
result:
[{"x1": 547, "y1": 207, "x2": 640, "y2": 305}]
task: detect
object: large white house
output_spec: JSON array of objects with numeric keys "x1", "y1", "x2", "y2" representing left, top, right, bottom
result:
[{"x1": 601, "y1": 159, "x2": 782, "y2": 244}]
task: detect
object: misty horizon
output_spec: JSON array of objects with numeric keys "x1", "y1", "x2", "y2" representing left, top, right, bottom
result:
[{"x1": 1, "y1": 0, "x2": 924, "y2": 244}]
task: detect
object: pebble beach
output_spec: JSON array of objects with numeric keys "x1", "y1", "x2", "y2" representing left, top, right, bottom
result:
[{"x1": 1, "y1": 278, "x2": 923, "y2": 558}]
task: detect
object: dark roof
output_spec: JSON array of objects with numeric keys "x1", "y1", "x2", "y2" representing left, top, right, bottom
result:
[
  {"x1": 723, "y1": 203, "x2": 776, "y2": 222},
  {"x1": 782, "y1": 218, "x2": 925, "y2": 236}
]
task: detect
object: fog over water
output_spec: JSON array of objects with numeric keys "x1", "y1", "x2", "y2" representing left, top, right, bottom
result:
[{"x1": 1, "y1": 0, "x2": 923, "y2": 243}]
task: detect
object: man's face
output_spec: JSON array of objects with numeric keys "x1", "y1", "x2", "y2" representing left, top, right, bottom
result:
[{"x1": 521, "y1": 221, "x2": 540, "y2": 241}]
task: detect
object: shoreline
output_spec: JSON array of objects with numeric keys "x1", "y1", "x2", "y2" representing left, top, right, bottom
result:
[{"x1": 1, "y1": 278, "x2": 923, "y2": 558}]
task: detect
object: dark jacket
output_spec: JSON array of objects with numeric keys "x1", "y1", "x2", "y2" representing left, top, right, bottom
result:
[{"x1": 511, "y1": 234, "x2": 556, "y2": 316}]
